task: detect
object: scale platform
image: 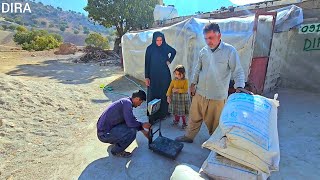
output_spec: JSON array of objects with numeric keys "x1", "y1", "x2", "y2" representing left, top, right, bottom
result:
[{"x1": 147, "y1": 99, "x2": 184, "y2": 159}]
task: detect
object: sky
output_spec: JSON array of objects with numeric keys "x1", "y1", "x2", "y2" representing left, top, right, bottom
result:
[
  {"x1": 163, "y1": 0, "x2": 235, "y2": 16},
  {"x1": 34, "y1": 0, "x2": 239, "y2": 17}
]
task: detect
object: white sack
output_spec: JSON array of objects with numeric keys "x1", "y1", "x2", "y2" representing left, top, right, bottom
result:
[
  {"x1": 202, "y1": 93, "x2": 280, "y2": 174},
  {"x1": 170, "y1": 164, "x2": 209, "y2": 180},
  {"x1": 201, "y1": 152, "x2": 269, "y2": 180}
]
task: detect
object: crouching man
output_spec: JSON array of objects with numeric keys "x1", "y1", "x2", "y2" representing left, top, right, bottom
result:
[{"x1": 97, "y1": 90, "x2": 151, "y2": 158}]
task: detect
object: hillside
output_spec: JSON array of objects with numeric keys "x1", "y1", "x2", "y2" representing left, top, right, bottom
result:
[{"x1": 0, "y1": 0, "x2": 115, "y2": 46}]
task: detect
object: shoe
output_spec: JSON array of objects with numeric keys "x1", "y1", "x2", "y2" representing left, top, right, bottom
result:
[
  {"x1": 181, "y1": 124, "x2": 187, "y2": 129},
  {"x1": 112, "y1": 151, "x2": 132, "y2": 158},
  {"x1": 175, "y1": 135, "x2": 193, "y2": 143}
]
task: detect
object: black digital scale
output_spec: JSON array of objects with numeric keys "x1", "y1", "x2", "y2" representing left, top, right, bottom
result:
[{"x1": 147, "y1": 99, "x2": 184, "y2": 159}]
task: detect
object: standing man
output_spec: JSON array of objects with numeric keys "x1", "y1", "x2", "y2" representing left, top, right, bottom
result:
[
  {"x1": 176, "y1": 23, "x2": 251, "y2": 143},
  {"x1": 97, "y1": 90, "x2": 151, "y2": 158}
]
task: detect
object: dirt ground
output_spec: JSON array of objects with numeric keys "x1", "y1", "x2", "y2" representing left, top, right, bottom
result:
[
  {"x1": 0, "y1": 50, "x2": 124, "y2": 179},
  {"x1": 0, "y1": 51, "x2": 319, "y2": 180}
]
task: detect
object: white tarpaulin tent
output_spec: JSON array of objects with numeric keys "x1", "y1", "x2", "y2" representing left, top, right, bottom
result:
[{"x1": 122, "y1": 5, "x2": 303, "y2": 82}]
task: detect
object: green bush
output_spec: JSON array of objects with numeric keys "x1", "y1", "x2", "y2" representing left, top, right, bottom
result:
[
  {"x1": 49, "y1": 24, "x2": 54, "y2": 28},
  {"x1": 83, "y1": 29, "x2": 90, "y2": 34},
  {"x1": 13, "y1": 30, "x2": 63, "y2": 51},
  {"x1": 4, "y1": 17, "x2": 14, "y2": 22},
  {"x1": 74, "y1": 30, "x2": 79, "y2": 34},
  {"x1": 51, "y1": 33, "x2": 63, "y2": 43},
  {"x1": 8, "y1": 25, "x2": 16, "y2": 31},
  {"x1": 85, "y1": 33, "x2": 109, "y2": 49},
  {"x1": 41, "y1": 21, "x2": 47, "y2": 26},
  {"x1": 16, "y1": 26, "x2": 27, "y2": 32},
  {"x1": 2, "y1": 25, "x2": 8, "y2": 30},
  {"x1": 23, "y1": 35, "x2": 61, "y2": 51},
  {"x1": 32, "y1": 19, "x2": 39, "y2": 25},
  {"x1": 15, "y1": 20, "x2": 23, "y2": 25},
  {"x1": 31, "y1": 15, "x2": 37, "y2": 19},
  {"x1": 60, "y1": 26, "x2": 66, "y2": 31}
]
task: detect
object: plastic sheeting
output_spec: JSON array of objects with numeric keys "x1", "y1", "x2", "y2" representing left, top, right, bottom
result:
[
  {"x1": 154, "y1": 5, "x2": 179, "y2": 21},
  {"x1": 122, "y1": 5, "x2": 303, "y2": 82},
  {"x1": 273, "y1": 5, "x2": 304, "y2": 32}
]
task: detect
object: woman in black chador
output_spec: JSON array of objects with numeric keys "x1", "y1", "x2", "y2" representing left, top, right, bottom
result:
[{"x1": 145, "y1": 31, "x2": 176, "y2": 123}]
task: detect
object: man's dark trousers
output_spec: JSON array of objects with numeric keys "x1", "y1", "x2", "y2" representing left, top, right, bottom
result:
[{"x1": 98, "y1": 123, "x2": 137, "y2": 154}]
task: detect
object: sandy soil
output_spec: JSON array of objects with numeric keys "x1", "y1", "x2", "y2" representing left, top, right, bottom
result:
[
  {"x1": 0, "y1": 50, "x2": 319, "y2": 180},
  {"x1": 0, "y1": 51, "x2": 123, "y2": 179}
]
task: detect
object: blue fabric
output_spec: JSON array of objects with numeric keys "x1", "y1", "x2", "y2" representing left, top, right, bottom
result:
[{"x1": 97, "y1": 97, "x2": 143, "y2": 134}]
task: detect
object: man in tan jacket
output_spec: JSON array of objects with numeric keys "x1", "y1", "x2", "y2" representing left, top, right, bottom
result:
[{"x1": 175, "y1": 23, "x2": 251, "y2": 143}]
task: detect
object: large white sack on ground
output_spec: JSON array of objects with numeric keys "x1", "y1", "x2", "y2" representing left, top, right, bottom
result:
[
  {"x1": 170, "y1": 164, "x2": 209, "y2": 180},
  {"x1": 202, "y1": 93, "x2": 280, "y2": 174},
  {"x1": 201, "y1": 152, "x2": 269, "y2": 180}
]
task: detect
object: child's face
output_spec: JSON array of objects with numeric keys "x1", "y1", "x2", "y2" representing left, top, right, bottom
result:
[{"x1": 175, "y1": 71, "x2": 183, "y2": 80}]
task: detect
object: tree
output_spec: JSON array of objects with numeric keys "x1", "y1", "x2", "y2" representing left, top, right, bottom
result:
[
  {"x1": 220, "y1": 6, "x2": 228, "y2": 11},
  {"x1": 84, "y1": 0, "x2": 157, "y2": 54},
  {"x1": 41, "y1": 21, "x2": 47, "y2": 26},
  {"x1": 8, "y1": 25, "x2": 16, "y2": 31},
  {"x1": 52, "y1": 33, "x2": 63, "y2": 43},
  {"x1": 83, "y1": 29, "x2": 90, "y2": 34},
  {"x1": 4, "y1": 17, "x2": 14, "y2": 22},
  {"x1": 2, "y1": 25, "x2": 8, "y2": 30},
  {"x1": 16, "y1": 26, "x2": 27, "y2": 32},
  {"x1": 49, "y1": 24, "x2": 54, "y2": 28},
  {"x1": 60, "y1": 26, "x2": 66, "y2": 32},
  {"x1": 85, "y1": 33, "x2": 110, "y2": 49},
  {"x1": 13, "y1": 30, "x2": 62, "y2": 51},
  {"x1": 74, "y1": 30, "x2": 80, "y2": 34},
  {"x1": 15, "y1": 19, "x2": 23, "y2": 25},
  {"x1": 32, "y1": 19, "x2": 39, "y2": 25},
  {"x1": 31, "y1": 14, "x2": 37, "y2": 19}
]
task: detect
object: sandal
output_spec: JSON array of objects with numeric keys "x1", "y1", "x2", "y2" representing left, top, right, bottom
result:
[{"x1": 112, "y1": 151, "x2": 132, "y2": 158}]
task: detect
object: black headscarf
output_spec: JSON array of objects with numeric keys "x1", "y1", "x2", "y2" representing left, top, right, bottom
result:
[
  {"x1": 152, "y1": 31, "x2": 167, "y2": 46},
  {"x1": 151, "y1": 31, "x2": 172, "y2": 57}
]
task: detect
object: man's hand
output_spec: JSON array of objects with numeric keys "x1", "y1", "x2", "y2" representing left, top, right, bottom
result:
[
  {"x1": 190, "y1": 83, "x2": 196, "y2": 96},
  {"x1": 166, "y1": 61, "x2": 170, "y2": 66},
  {"x1": 141, "y1": 130, "x2": 150, "y2": 139},
  {"x1": 142, "y1": 122, "x2": 151, "y2": 129},
  {"x1": 145, "y1": 78, "x2": 150, "y2": 87},
  {"x1": 236, "y1": 88, "x2": 254, "y2": 95},
  {"x1": 167, "y1": 96, "x2": 171, "y2": 104}
]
